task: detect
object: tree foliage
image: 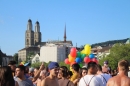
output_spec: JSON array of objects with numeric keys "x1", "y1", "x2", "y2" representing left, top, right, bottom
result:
[
  {"x1": 26, "y1": 52, "x2": 35, "y2": 62},
  {"x1": 58, "y1": 61, "x2": 70, "y2": 70},
  {"x1": 91, "y1": 38, "x2": 128, "y2": 48},
  {"x1": 31, "y1": 61, "x2": 51, "y2": 68},
  {"x1": 13, "y1": 53, "x2": 18, "y2": 64},
  {"x1": 99, "y1": 43, "x2": 130, "y2": 70},
  {"x1": 31, "y1": 62, "x2": 42, "y2": 68}
]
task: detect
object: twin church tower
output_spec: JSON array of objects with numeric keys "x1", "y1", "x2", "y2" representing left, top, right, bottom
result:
[
  {"x1": 25, "y1": 19, "x2": 41, "y2": 47},
  {"x1": 25, "y1": 19, "x2": 67, "y2": 48}
]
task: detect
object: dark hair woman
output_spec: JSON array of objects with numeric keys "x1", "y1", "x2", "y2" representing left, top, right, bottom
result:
[
  {"x1": 58, "y1": 69, "x2": 74, "y2": 86},
  {"x1": 0, "y1": 66, "x2": 17, "y2": 86}
]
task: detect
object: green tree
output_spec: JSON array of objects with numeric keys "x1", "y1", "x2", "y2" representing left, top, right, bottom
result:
[
  {"x1": 99, "y1": 43, "x2": 130, "y2": 70},
  {"x1": 31, "y1": 62, "x2": 49, "y2": 68},
  {"x1": 58, "y1": 61, "x2": 70, "y2": 70},
  {"x1": 13, "y1": 53, "x2": 18, "y2": 64},
  {"x1": 26, "y1": 52, "x2": 35, "y2": 62},
  {"x1": 31, "y1": 62, "x2": 42, "y2": 68}
]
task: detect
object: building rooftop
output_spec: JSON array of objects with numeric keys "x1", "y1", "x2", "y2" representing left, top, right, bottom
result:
[
  {"x1": 0, "y1": 49, "x2": 6, "y2": 57},
  {"x1": 98, "y1": 46, "x2": 111, "y2": 52},
  {"x1": 35, "y1": 40, "x2": 73, "y2": 46},
  {"x1": 19, "y1": 46, "x2": 40, "y2": 51}
]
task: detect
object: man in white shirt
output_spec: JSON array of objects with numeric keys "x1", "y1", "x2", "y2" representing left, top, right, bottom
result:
[
  {"x1": 79, "y1": 62, "x2": 103, "y2": 86},
  {"x1": 97, "y1": 64, "x2": 111, "y2": 86}
]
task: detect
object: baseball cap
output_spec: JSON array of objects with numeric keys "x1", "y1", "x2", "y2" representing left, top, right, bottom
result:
[
  {"x1": 48, "y1": 62, "x2": 59, "y2": 70},
  {"x1": 104, "y1": 61, "x2": 108, "y2": 64}
]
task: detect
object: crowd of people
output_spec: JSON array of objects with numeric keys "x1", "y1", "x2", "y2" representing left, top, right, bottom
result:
[{"x1": 0, "y1": 59, "x2": 130, "y2": 86}]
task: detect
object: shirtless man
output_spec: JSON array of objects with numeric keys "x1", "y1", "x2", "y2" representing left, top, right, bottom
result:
[
  {"x1": 107, "y1": 60, "x2": 130, "y2": 86},
  {"x1": 41, "y1": 62, "x2": 59, "y2": 86}
]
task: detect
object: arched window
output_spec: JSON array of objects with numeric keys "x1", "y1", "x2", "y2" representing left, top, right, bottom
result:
[{"x1": 27, "y1": 39, "x2": 29, "y2": 45}]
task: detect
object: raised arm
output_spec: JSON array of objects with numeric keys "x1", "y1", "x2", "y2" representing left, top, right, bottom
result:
[{"x1": 32, "y1": 63, "x2": 45, "y2": 82}]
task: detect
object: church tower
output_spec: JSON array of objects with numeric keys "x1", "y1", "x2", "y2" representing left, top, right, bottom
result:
[
  {"x1": 25, "y1": 19, "x2": 34, "y2": 47},
  {"x1": 34, "y1": 21, "x2": 41, "y2": 45}
]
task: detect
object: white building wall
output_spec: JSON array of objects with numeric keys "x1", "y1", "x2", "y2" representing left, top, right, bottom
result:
[
  {"x1": 40, "y1": 46, "x2": 58, "y2": 63},
  {"x1": 18, "y1": 50, "x2": 26, "y2": 62},
  {"x1": 57, "y1": 46, "x2": 66, "y2": 62},
  {"x1": 40, "y1": 45, "x2": 66, "y2": 63}
]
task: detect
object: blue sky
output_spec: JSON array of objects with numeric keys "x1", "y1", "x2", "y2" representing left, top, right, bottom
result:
[{"x1": 0, "y1": 0, "x2": 130, "y2": 55}]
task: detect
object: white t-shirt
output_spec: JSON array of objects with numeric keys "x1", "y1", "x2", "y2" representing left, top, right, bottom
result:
[
  {"x1": 128, "y1": 71, "x2": 130, "y2": 77},
  {"x1": 79, "y1": 75, "x2": 103, "y2": 86},
  {"x1": 96, "y1": 74, "x2": 111, "y2": 86}
]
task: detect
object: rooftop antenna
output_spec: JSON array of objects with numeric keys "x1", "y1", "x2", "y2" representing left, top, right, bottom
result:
[{"x1": 64, "y1": 23, "x2": 67, "y2": 42}]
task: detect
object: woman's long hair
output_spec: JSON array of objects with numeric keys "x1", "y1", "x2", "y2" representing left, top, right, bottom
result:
[{"x1": 0, "y1": 66, "x2": 15, "y2": 86}]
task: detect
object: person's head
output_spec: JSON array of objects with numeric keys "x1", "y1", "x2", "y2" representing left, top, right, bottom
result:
[
  {"x1": 110, "y1": 70, "x2": 114, "y2": 75},
  {"x1": 29, "y1": 67, "x2": 34, "y2": 77},
  {"x1": 72, "y1": 63, "x2": 80, "y2": 73},
  {"x1": 60, "y1": 66, "x2": 68, "y2": 72},
  {"x1": 87, "y1": 62, "x2": 98, "y2": 74},
  {"x1": 58, "y1": 69, "x2": 63, "y2": 79},
  {"x1": 129, "y1": 66, "x2": 130, "y2": 71},
  {"x1": 0, "y1": 66, "x2": 15, "y2": 86},
  {"x1": 67, "y1": 71, "x2": 73, "y2": 79},
  {"x1": 81, "y1": 68, "x2": 87, "y2": 77},
  {"x1": 58, "y1": 69, "x2": 68, "y2": 79},
  {"x1": 104, "y1": 61, "x2": 108, "y2": 66},
  {"x1": 25, "y1": 66, "x2": 29, "y2": 74},
  {"x1": 97, "y1": 64, "x2": 102, "y2": 72},
  {"x1": 118, "y1": 60, "x2": 129, "y2": 73},
  {"x1": 48, "y1": 62, "x2": 59, "y2": 77},
  {"x1": 15, "y1": 65, "x2": 25, "y2": 78},
  {"x1": 8, "y1": 61, "x2": 16, "y2": 72}
]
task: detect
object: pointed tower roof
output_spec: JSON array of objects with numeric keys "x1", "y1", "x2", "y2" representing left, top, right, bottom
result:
[
  {"x1": 64, "y1": 24, "x2": 67, "y2": 42},
  {"x1": 36, "y1": 21, "x2": 39, "y2": 24},
  {"x1": 28, "y1": 19, "x2": 32, "y2": 22}
]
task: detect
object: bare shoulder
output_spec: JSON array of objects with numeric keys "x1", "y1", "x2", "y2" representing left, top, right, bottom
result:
[
  {"x1": 127, "y1": 77, "x2": 130, "y2": 83},
  {"x1": 41, "y1": 77, "x2": 49, "y2": 86},
  {"x1": 107, "y1": 76, "x2": 115, "y2": 86}
]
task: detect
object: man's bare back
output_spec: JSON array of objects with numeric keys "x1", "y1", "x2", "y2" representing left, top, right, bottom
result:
[
  {"x1": 107, "y1": 75, "x2": 130, "y2": 86},
  {"x1": 41, "y1": 76, "x2": 59, "y2": 86}
]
